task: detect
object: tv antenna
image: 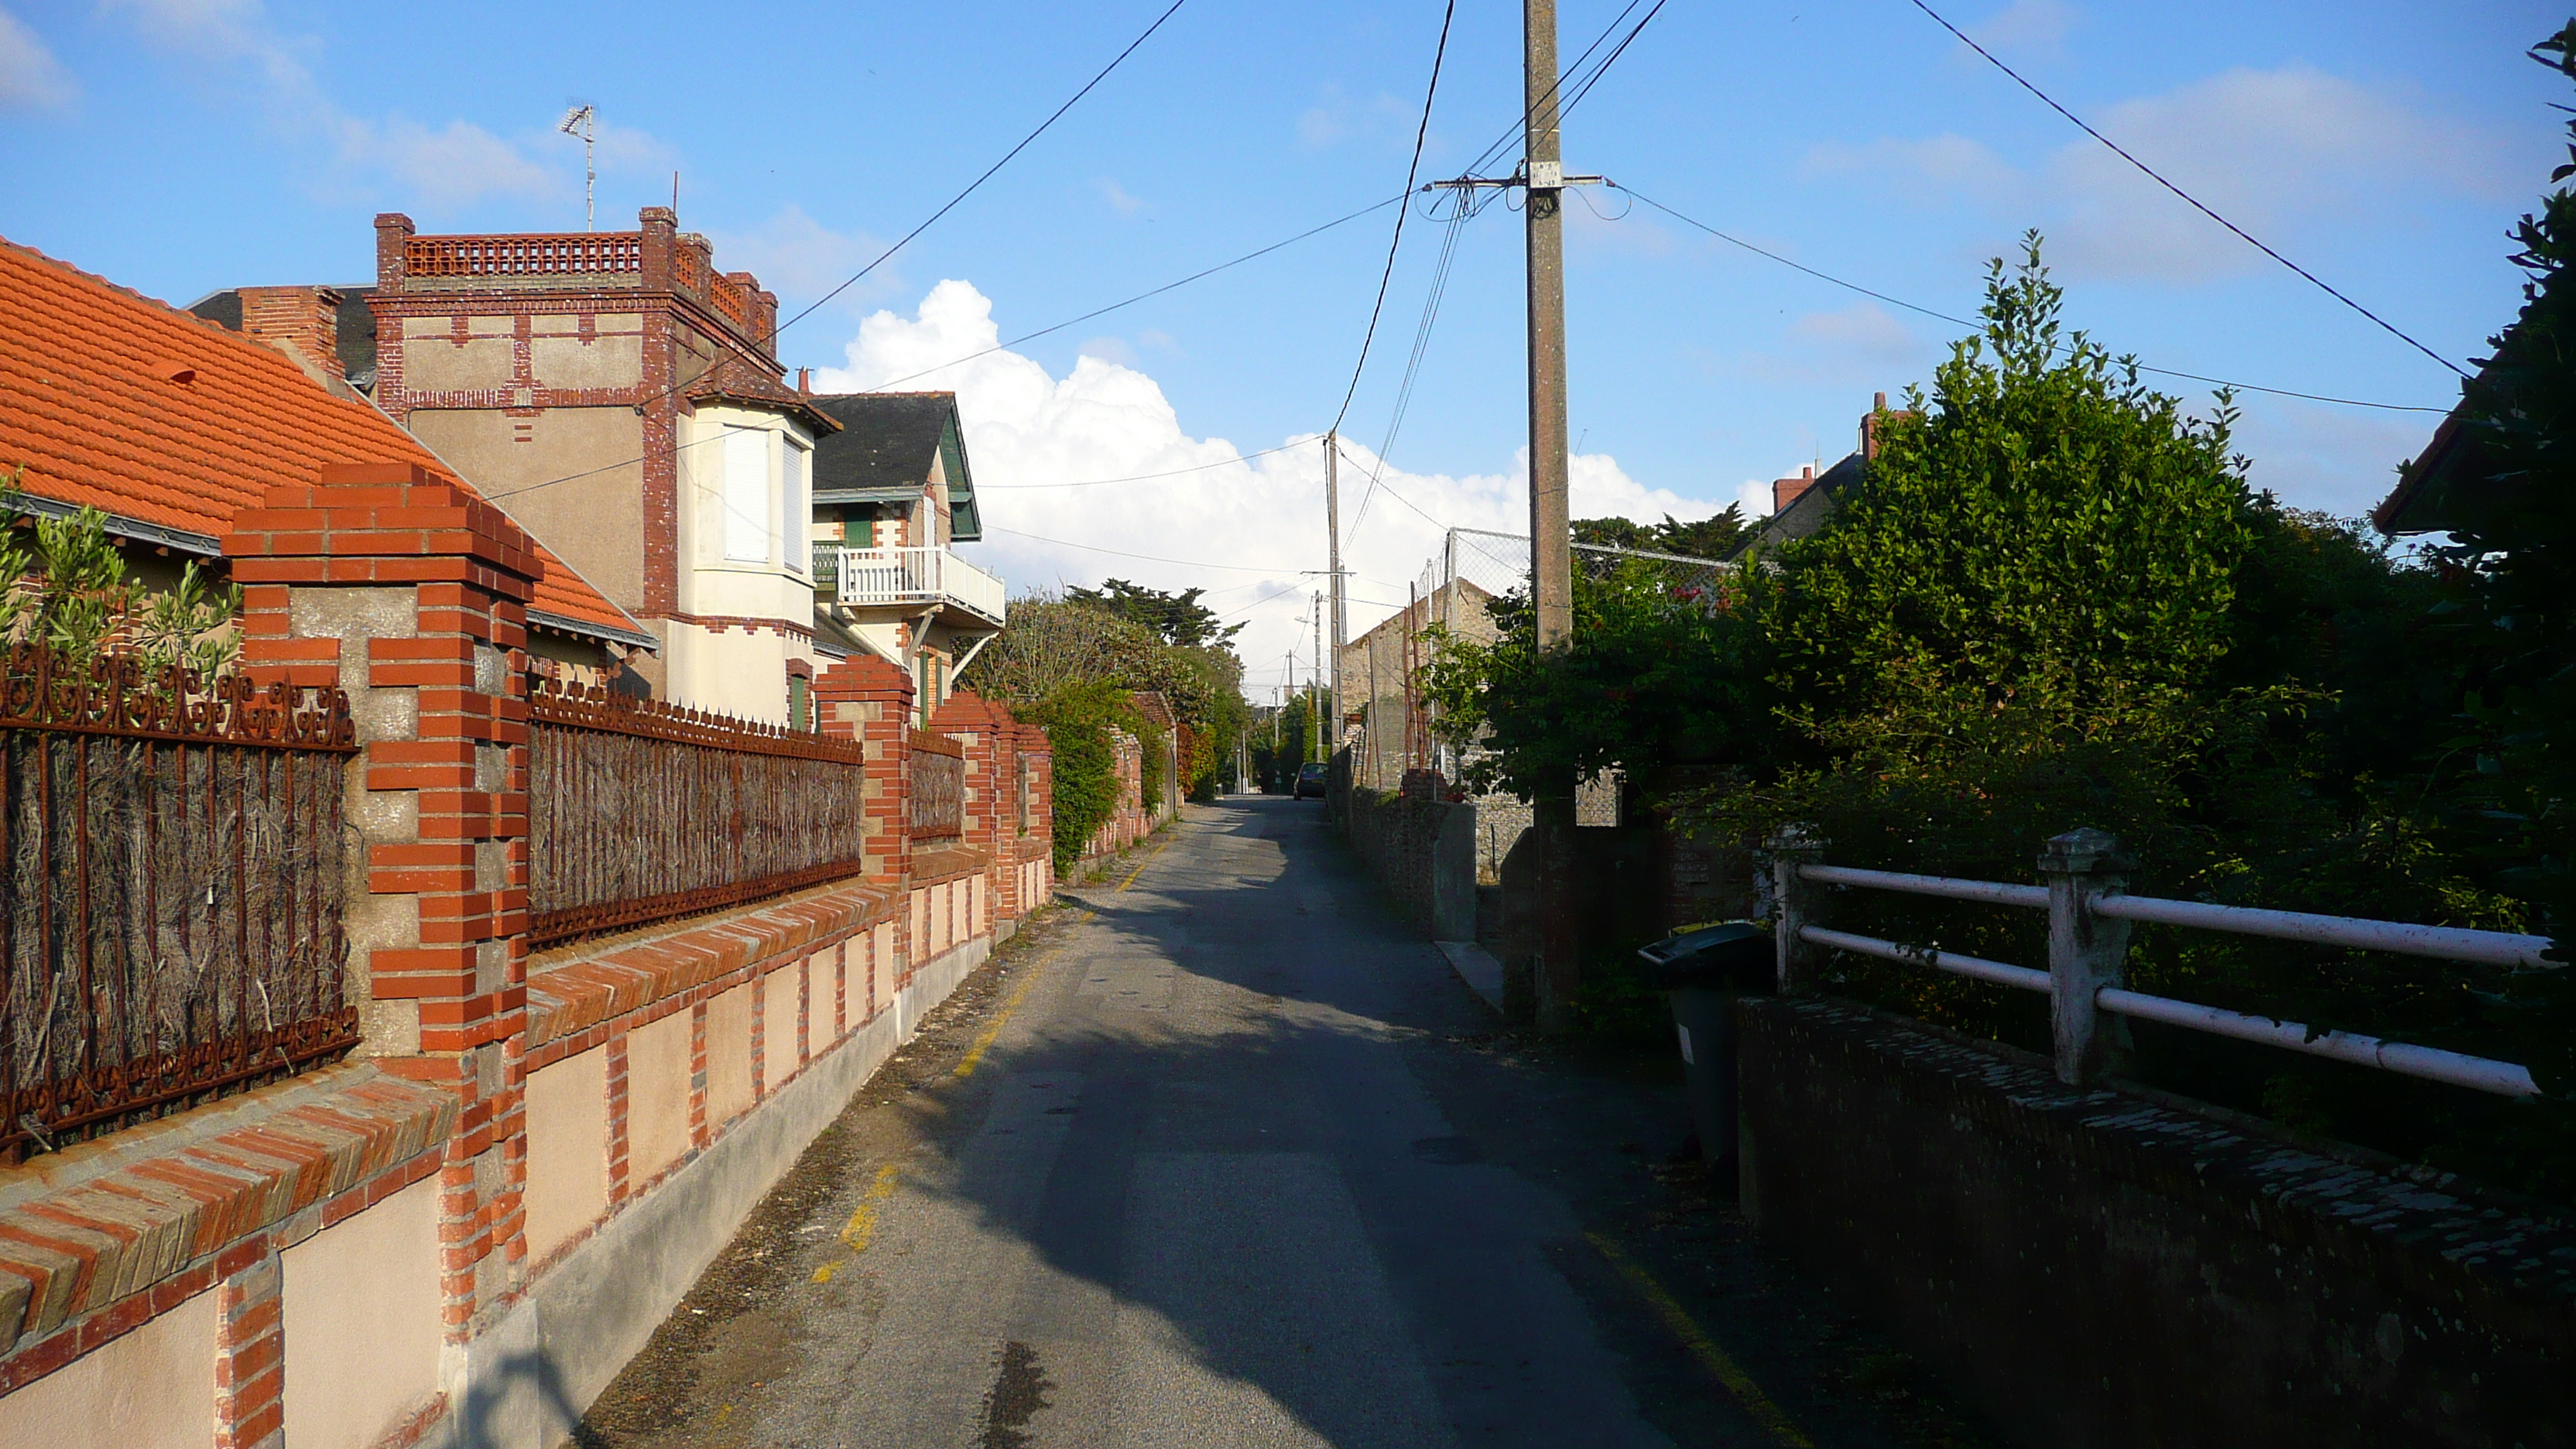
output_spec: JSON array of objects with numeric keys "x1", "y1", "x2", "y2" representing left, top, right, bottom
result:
[{"x1": 557, "y1": 102, "x2": 598, "y2": 230}]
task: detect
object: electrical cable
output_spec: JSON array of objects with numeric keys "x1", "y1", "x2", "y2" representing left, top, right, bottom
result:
[
  {"x1": 853, "y1": 194, "x2": 1405, "y2": 396},
  {"x1": 1619, "y1": 186, "x2": 2448, "y2": 413},
  {"x1": 488, "y1": 0, "x2": 1193, "y2": 505},
  {"x1": 1330, "y1": 0, "x2": 1459, "y2": 436},
  {"x1": 1349, "y1": 191, "x2": 1471, "y2": 534},
  {"x1": 979, "y1": 441, "x2": 1311, "y2": 491},
  {"x1": 1905, "y1": 0, "x2": 2470, "y2": 381},
  {"x1": 985, "y1": 526, "x2": 1308, "y2": 574}
]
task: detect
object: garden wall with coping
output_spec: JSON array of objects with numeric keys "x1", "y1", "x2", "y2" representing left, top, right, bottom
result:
[{"x1": 1738, "y1": 995, "x2": 2576, "y2": 1448}]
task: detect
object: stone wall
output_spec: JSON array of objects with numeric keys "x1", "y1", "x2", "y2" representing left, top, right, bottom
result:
[
  {"x1": 1336, "y1": 766, "x2": 1475, "y2": 940},
  {"x1": 1737, "y1": 996, "x2": 2576, "y2": 1449}
]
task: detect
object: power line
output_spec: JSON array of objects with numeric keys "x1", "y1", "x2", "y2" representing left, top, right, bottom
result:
[
  {"x1": 489, "y1": 0, "x2": 1193, "y2": 505},
  {"x1": 1906, "y1": 0, "x2": 2470, "y2": 382},
  {"x1": 1458, "y1": 0, "x2": 1647, "y2": 182},
  {"x1": 1619, "y1": 186, "x2": 2448, "y2": 413},
  {"x1": 1350, "y1": 194, "x2": 1471, "y2": 534},
  {"x1": 986, "y1": 525, "x2": 1307, "y2": 574},
  {"x1": 852, "y1": 194, "x2": 1406, "y2": 396},
  {"x1": 1331, "y1": 0, "x2": 1459, "y2": 435},
  {"x1": 782, "y1": 0, "x2": 1196, "y2": 334},
  {"x1": 978, "y1": 440, "x2": 1312, "y2": 491}
]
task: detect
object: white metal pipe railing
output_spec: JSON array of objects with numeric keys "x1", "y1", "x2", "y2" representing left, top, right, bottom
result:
[
  {"x1": 1765, "y1": 824, "x2": 2548, "y2": 1099},
  {"x1": 2090, "y1": 895, "x2": 2554, "y2": 970},
  {"x1": 1798, "y1": 926, "x2": 2050, "y2": 992},
  {"x1": 1796, "y1": 923, "x2": 2537, "y2": 1098},
  {"x1": 1801, "y1": 864, "x2": 2048, "y2": 910}
]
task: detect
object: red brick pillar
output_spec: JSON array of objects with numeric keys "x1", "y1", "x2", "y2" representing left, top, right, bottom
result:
[
  {"x1": 932, "y1": 689, "x2": 1005, "y2": 926},
  {"x1": 224, "y1": 459, "x2": 537, "y2": 1351},
  {"x1": 814, "y1": 655, "x2": 916, "y2": 972},
  {"x1": 1017, "y1": 719, "x2": 1056, "y2": 907}
]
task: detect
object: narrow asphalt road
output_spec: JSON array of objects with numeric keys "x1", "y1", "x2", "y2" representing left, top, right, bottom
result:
[{"x1": 579, "y1": 797, "x2": 1993, "y2": 1449}]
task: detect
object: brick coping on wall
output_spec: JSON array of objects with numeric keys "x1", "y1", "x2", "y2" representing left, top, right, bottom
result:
[
  {"x1": 0, "y1": 1062, "x2": 455, "y2": 1378},
  {"x1": 524, "y1": 877, "x2": 899, "y2": 1057},
  {"x1": 910, "y1": 844, "x2": 990, "y2": 889},
  {"x1": 1743, "y1": 996, "x2": 2576, "y2": 1303}
]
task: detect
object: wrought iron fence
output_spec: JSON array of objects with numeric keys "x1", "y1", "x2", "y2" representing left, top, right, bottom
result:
[
  {"x1": 529, "y1": 683, "x2": 873, "y2": 945},
  {"x1": 910, "y1": 731, "x2": 964, "y2": 841},
  {"x1": 0, "y1": 647, "x2": 359, "y2": 1164}
]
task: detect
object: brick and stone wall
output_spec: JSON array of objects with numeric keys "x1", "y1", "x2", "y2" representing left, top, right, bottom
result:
[
  {"x1": 0, "y1": 466, "x2": 1057, "y2": 1447},
  {"x1": 1738, "y1": 997, "x2": 2576, "y2": 1449}
]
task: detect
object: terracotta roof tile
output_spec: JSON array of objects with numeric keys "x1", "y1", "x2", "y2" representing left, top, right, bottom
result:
[{"x1": 0, "y1": 237, "x2": 647, "y2": 647}]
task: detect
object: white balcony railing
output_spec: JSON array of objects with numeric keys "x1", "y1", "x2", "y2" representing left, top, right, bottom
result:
[{"x1": 831, "y1": 546, "x2": 1006, "y2": 625}]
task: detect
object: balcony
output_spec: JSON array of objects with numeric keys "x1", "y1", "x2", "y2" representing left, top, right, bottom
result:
[{"x1": 831, "y1": 546, "x2": 1006, "y2": 627}]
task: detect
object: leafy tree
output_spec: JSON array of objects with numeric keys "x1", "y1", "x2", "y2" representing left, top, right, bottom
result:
[
  {"x1": 1572, "y1": 508, "x2": 1745, "y2": 560},
  {"x1": 1755, "y1": 235, "x2": 2253, "y2": 731},
  {"x1": 1421, "y1": 559, "x2": 1764, "y2": 803},
  {"x1": 1064, "y1": 578, "x2": 1244, "y2": 649}
]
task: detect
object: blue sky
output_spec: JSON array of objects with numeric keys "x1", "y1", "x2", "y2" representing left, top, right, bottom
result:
[{"x1": 2, "y1": 1, "x2": 2566, "y2": 694}]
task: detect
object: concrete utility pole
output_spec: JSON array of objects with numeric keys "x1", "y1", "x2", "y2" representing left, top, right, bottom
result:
[
  {"x1": 1524, "y1": 0, "x2": 1573, "y2": 650},
  {"x1": 1325, "y1": 433, "x2": 1346, "y2": 772},
  {"x1": 1311, "y1": 592, "x2": 1326, "y2": 760},
  {"x1": 1525, "y1": 0, "x2": 1581, "y2": 1032}
]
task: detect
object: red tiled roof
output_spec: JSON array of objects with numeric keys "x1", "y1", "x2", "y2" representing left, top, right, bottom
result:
[{"x1": 0, "y1": 236, "x2": 649, "y2": 648}]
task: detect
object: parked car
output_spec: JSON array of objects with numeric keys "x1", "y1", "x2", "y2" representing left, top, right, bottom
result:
[{"x1": 1294, "y1": 762, "x2": 1328, "y2": 800}]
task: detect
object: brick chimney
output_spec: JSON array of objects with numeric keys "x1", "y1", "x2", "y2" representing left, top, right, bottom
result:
[
  {"x1": 1862, "y1": 389, "x2": 1917, "y2": 462},
  {"x1": 238, "y1": 285, "x2": 344, "y2": 389},
  {"x1": 1772, "y1": 464, "x2": 1817, "y2": 514}
]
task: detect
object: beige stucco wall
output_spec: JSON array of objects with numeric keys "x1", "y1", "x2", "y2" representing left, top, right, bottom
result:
[
  {"x1": 283, "y1": 1173, "x2": 443, "y2": 1449},
  {"x1": 707, "y1": 983, "x2": 754, "y2": 1128},
  {"x1": 401, "y1": 313, "x2": 513, "y2": 391},
  {"x1": 407, "y1": 406, "x2": 647, "y2": 610},
  {"x1": 529, "y1": 312, "x2": 644, "y2": 390},
  {"x1": 523, "y1": 1045, "x2": 609, "y2": 1262},
  {"x1": 663, "y1": 620, "x2": 799, "y2": 725},
  {"x1": 761, "y1": 961, "x2": 802, "y2": 1088},
  {"x1": 872, "y1": 922, "x2": 894, "y2": 1016},
  {"x1": 971, "y1": 875, "x2": 986, "y2": 937},
  {"x1": 627, "y1": 1009, "x2": 693, "y2": 1183},
  {"x1": 0, "y1": 1284, "x2": 214, "y2": 1448}
]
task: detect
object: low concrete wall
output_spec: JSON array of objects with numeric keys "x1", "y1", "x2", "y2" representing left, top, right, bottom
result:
[
  {"x1": 447, "y1": 935, "x2": 991, "y2": 1448},
  {"x1": 1738, "y1": 997, "x2": 2576, "y2": 1449},
  {"x1": 1340, "y1": 783, "x2": 1475, "y2": 940}
]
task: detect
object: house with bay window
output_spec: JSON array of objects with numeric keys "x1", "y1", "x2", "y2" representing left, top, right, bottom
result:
[
  {"x1": 361, "y1": 207, "x2": 840, "y2": 724},
  {"x1": 807, "y1": 391, "x2": 1006, "y2": 723}
]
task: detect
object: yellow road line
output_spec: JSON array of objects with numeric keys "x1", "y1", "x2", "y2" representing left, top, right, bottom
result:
[
  {"x1": 1115, "y1": 837, "x2": 1174, "y2": 892},
  {"x1": 817, "y1": 912, "x2": 1098, "y2": 1284},
  {"x1": 954, "y1": 969, "x2": 1045, "y2": 1080},
  {"x1": 1586, "y1": 1231, "x2": 1815, "y2": 1448},
  {"x1": 813, "y1": 1163, "x2": 903, "y2": 1283}
]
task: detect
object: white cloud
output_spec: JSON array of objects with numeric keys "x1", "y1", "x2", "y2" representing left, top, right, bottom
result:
[
  {"x1": 704, "y1": 206, "x2": 896, "y2": 311},
  {"x1": 1094, "y1": 176, "x2": 1146, "y2": 214},
  {"x1": 1966, "y1": 0, "x2": 2074, "y2": 58},
  {"x1": 1809, "y1": 65, "x2": 2519, "y2": 283},
  {"x1": 0, "y1": 7, "x2": 74, "y2": 109},
  {"x1": 341, "y1": 117, "x2": 553, "y2": 207},
  {"x1": 1298, "y1": 82, "x2": 1410, "y2": 149},
  {"x1": 810, "y1": 280, "x2": 1727, "y2": 693},
  {"x1": 98, "y1": 0, "x2": 669, "y2": 213},
  {"x1": 1790, "y1": 303, "x2": 1925, "y2": 363},
  {"x1": 1805, "y1": 132, "x2": 2019, "y2": 207}
]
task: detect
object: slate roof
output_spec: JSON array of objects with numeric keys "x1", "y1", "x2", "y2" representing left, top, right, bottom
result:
[
  {"x1": 1732, "y1": 451, "x2": 1864, "y2": 558},
  {"x1": 2373, "y1": 406, "x2": 2484, "y2": 537},
  {"x1": 0, "y1": 238, "x2": 649, "y2": 649},
  {"x1": 807, "y1": 392, "x2": 981, "y2": 540},
  {"x1": 185, "y1": 285, "x2": 381, "y2": 391}
]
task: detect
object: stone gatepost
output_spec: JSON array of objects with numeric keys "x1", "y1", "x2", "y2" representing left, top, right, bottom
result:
[{"x1": 225, "y1": 460, "x2": 536, "y2": 1358}]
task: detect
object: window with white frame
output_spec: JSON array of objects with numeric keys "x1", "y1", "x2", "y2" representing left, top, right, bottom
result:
[
  {"x1": 783, "y1": 440, "x2": 809, "y2": 574},
  {"x1": 721, "y1": 426, "x2": 770, "y2": 563}
]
